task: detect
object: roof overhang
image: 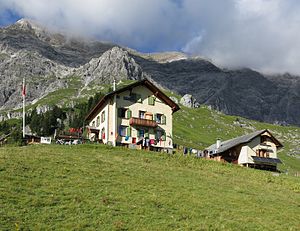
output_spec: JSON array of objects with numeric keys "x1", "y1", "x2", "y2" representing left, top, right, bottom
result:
[
  {"x1": 251, "y1": 156, "x2": 282, "y2": 164},
  {"x1": 85, "y1": 78, "x2": 180, "y2": 121}
]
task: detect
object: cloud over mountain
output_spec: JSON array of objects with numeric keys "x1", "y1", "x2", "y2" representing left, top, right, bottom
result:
[{"x1": 1, "y1": 0, "x2": 300, "y2": 74}]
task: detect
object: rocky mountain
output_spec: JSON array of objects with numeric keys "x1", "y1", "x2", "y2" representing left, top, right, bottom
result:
[
  {"x1": 1, "y1": 19, "x2": 300, "y2": 126},
  {"x1": 135, "y1": 57, "x2": 300, "y2": 126},
  {"x1": 0, "y1": 19, "x2": 142, "y2": 110}
]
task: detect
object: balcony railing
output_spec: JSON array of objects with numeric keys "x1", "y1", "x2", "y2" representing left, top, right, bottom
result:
[
  {"x1": 129, "y1": 117, "x2": 158, "y2": 127},
  {"x1": 257, "y1": 144, "x2": 273, "y2": 151}
]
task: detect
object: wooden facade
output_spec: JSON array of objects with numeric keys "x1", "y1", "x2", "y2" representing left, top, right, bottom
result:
[
  {"x1": 206, "y1": 130, "x2": 283, "y2": 171},
  {"x1": 129, "y1": 117, "x2": 158, "y2": 128}
]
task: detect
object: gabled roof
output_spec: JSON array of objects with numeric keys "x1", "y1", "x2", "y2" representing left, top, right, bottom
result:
[
  {"x1": 85, "y1": 78, "x2": 180, "y2": 121},
  {"x1": 207, "y1": 129, "x2": 283, "y2": 155}
]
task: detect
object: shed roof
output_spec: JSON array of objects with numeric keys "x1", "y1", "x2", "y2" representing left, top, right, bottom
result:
[
  {"x1": 251, "y1": 156, "x2": 282, "y2": 164},
  {"x1": 85, "y1": 78, "x2": 180, "y2": 121},
  {"x1": 207, "y1": 129, "x2": 283, "y2": 155}
]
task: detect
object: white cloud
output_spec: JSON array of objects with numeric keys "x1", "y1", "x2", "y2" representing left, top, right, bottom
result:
[{"x1": 1, "y1": 0, "x2": 300, "y2": 74}]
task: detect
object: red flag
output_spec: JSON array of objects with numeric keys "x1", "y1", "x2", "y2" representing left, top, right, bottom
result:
[{"x1": 22, "y1": 80, "x2": 26, "y2": 97}]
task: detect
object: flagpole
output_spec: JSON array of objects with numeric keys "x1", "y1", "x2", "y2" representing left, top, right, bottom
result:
[{"x1": 22, "y1": 77, "x2": 25, "y2": 138}]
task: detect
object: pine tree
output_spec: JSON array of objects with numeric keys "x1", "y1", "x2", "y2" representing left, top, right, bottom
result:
[{"x1": 29, "y1": 109, "x2": 41, "y2": 135}]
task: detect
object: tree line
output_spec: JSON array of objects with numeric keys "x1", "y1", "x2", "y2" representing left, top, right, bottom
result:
[{"x1": 0, "y1": 92, "x2": 105, "y2": 140}]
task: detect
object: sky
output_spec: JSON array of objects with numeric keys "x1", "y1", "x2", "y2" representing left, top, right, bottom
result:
[{"x1": 0, "y1": 0, "x2": 300, "y2": 75}]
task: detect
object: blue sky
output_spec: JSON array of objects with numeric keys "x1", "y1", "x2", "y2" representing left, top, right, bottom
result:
[
  {"x1": 0, "y1": 9, "x2": 21, "y2": 27},
  {"x1": 1, "y1": 0, "x2": 300, "y2": 75}
]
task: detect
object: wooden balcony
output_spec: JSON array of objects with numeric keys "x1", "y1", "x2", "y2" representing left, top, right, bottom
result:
[{"x1": 129, "y1": 117, "x2": 158, "y2": 128}]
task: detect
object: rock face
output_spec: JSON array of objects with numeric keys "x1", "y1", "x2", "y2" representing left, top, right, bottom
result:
[
  {"x1": 78, "y1": 47, "x2": 143, "y2": 85},
  {"x1": 135, "y1": 57, "x2": 300, "y2": 126},
  {"x1": 1, "y1": 19, "x2": 300, "y2": 126},
  {"x1": 180, "y1": 94, "x2": 199, "y2": 108},
  {"x1": 0, "y1": 19, "x2": 143, "y2": 110}
]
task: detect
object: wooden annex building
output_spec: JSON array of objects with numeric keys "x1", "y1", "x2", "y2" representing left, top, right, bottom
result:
[{"x1": 206, "y1": 129, "x2": 283, "y2": 171}]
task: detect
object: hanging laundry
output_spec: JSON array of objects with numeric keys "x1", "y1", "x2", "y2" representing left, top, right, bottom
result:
[{"x1": 183, "y1": 147, "x2": 188, "y2": 155}]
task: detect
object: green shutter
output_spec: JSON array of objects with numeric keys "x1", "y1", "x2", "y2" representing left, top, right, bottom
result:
[
  {"x1": 161, "y1": 115, "x2": 166, "y2": 124},
  {"x1": 148, "y1": 96, "x2": 155, "y2": 105},
  {"x1": 126, "y1": 109, "x2": 132, "y2": 119},
  {"x1": 126, "y1": 127, "x2": 131, "y2": 136},
  {"x1": 161, "y1": 131, "x2": 166, "y2": 141},
  {"x1": 148, "y1": 96, "x2": 152, "y2": 105}
]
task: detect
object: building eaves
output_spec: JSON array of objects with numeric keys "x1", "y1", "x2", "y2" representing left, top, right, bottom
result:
[{"x1": 85, "y1": 78, "x2": 180, "y2": 121}]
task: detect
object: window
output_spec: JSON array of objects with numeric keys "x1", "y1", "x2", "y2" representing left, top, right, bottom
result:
[
  {"x1": 101, "y1": 128, "x2": 105, "y2": 140},
  {"x1": 156, "y1": 129, "x2": 166, "y2": 141},
  {"x1": 119, "y1": 126, "x2": 127, "y2": 137},
  {"x1": 101, "y1": 111, "x2": 105, "y2": 123},
  {"x1": 118, "y1": 108, "x2": 127, "y2": 118},
  {"x1": 96, "y1": 116, "x2": 100, "y2": 127},
  {"x1": 92, "y1": 121, "x2": 95, "y2": 127},
  {"x1": 145, "y1": 112, "x2": 153, "y2": 120},
  {"x1": 139, "y1": 111, "x2": 146, "y2": 119},
  {"x1": 118, "y1": 108, "x2": 131, "y2": 119},
  {"x1": 118, "y1": 126, "x2": 131, "y2": 138},
  {"x1": 148, "y1": 96, "x2": 155, "y2": 105},
  {"x1": 256, "y1": 149, "x2": 269, "y2": 158},
  {"x1": 138, "y1": 129, "x2": 145, "y2": 138},
  {"x1": 155, "y1": 114, "x2": 166, "y2": 124}
]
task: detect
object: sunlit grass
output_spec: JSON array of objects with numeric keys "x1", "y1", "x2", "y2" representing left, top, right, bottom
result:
[
  {"x1": 173, "y1": 105, "x2": 300, "y2": 174},
  {"x1": 1, "y1": 145, "x2": 299, "y2": 230}
]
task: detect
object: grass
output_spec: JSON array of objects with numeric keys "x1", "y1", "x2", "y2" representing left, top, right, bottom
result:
[
  {"x1": 67, "y1": 75, "x2": 82, "y2": 89},
  {"x1": 173, "y1": 105, "x2": 300, "y2": 175},
  {"x1": 0, "y1": 144, "x2": 299, "y2": 230}
]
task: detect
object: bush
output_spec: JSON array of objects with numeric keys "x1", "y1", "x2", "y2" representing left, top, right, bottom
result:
[{"x1": 7, "y1": 128, "x2": 24, "y2": 146}]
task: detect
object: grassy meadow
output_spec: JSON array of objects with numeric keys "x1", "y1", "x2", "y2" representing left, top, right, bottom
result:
[
  {"x1": 173, "y1": 106, "x2": 300, "y2": 175},
  {"x1": 1, "y1": 145, "x2": 300, "y2": 230}
]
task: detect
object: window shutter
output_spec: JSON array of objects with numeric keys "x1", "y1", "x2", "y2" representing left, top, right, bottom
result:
[
  {"x1": 126, "y1": 109, "x2": 132, "y2": 119},
  {"x1": 161, "y1": 115, "x2": 166, "y2": 124},
  {"x1": 161, "y1": 131, "x2": 166, "y2": 141},
  {"x1": 148, "y1": 96, "x2": 152, "y2": 105},
  {"x1": 126, "y1": 127, "x2": 131, "y2": 136},
  {"x1": 148, "y1": 96, "x2": 155, "y2": 105}
]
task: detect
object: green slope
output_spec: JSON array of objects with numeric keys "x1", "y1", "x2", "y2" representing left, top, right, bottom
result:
[
  {"x1": 173, "y1": 105, "x2": 300, "y2": 175},
  {"x1": 1, "y1": 145, "x2": 299, "y2": 230},
  {"x1": 1, "y1": 85, "x2": 300, "y2": 175}
]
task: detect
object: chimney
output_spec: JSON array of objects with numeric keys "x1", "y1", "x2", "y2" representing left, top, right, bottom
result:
[
  {"x1": 216, "y1": 138, "x2": 221, "y2": 149},
  {"x1": 113, "y1": 79, "x2": 116, "y2": 91}
]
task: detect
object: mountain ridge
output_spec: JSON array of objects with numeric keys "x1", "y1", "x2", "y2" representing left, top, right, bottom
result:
[{"x1": 0, "y1": 19, "x2": 300, "y2": 126}]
